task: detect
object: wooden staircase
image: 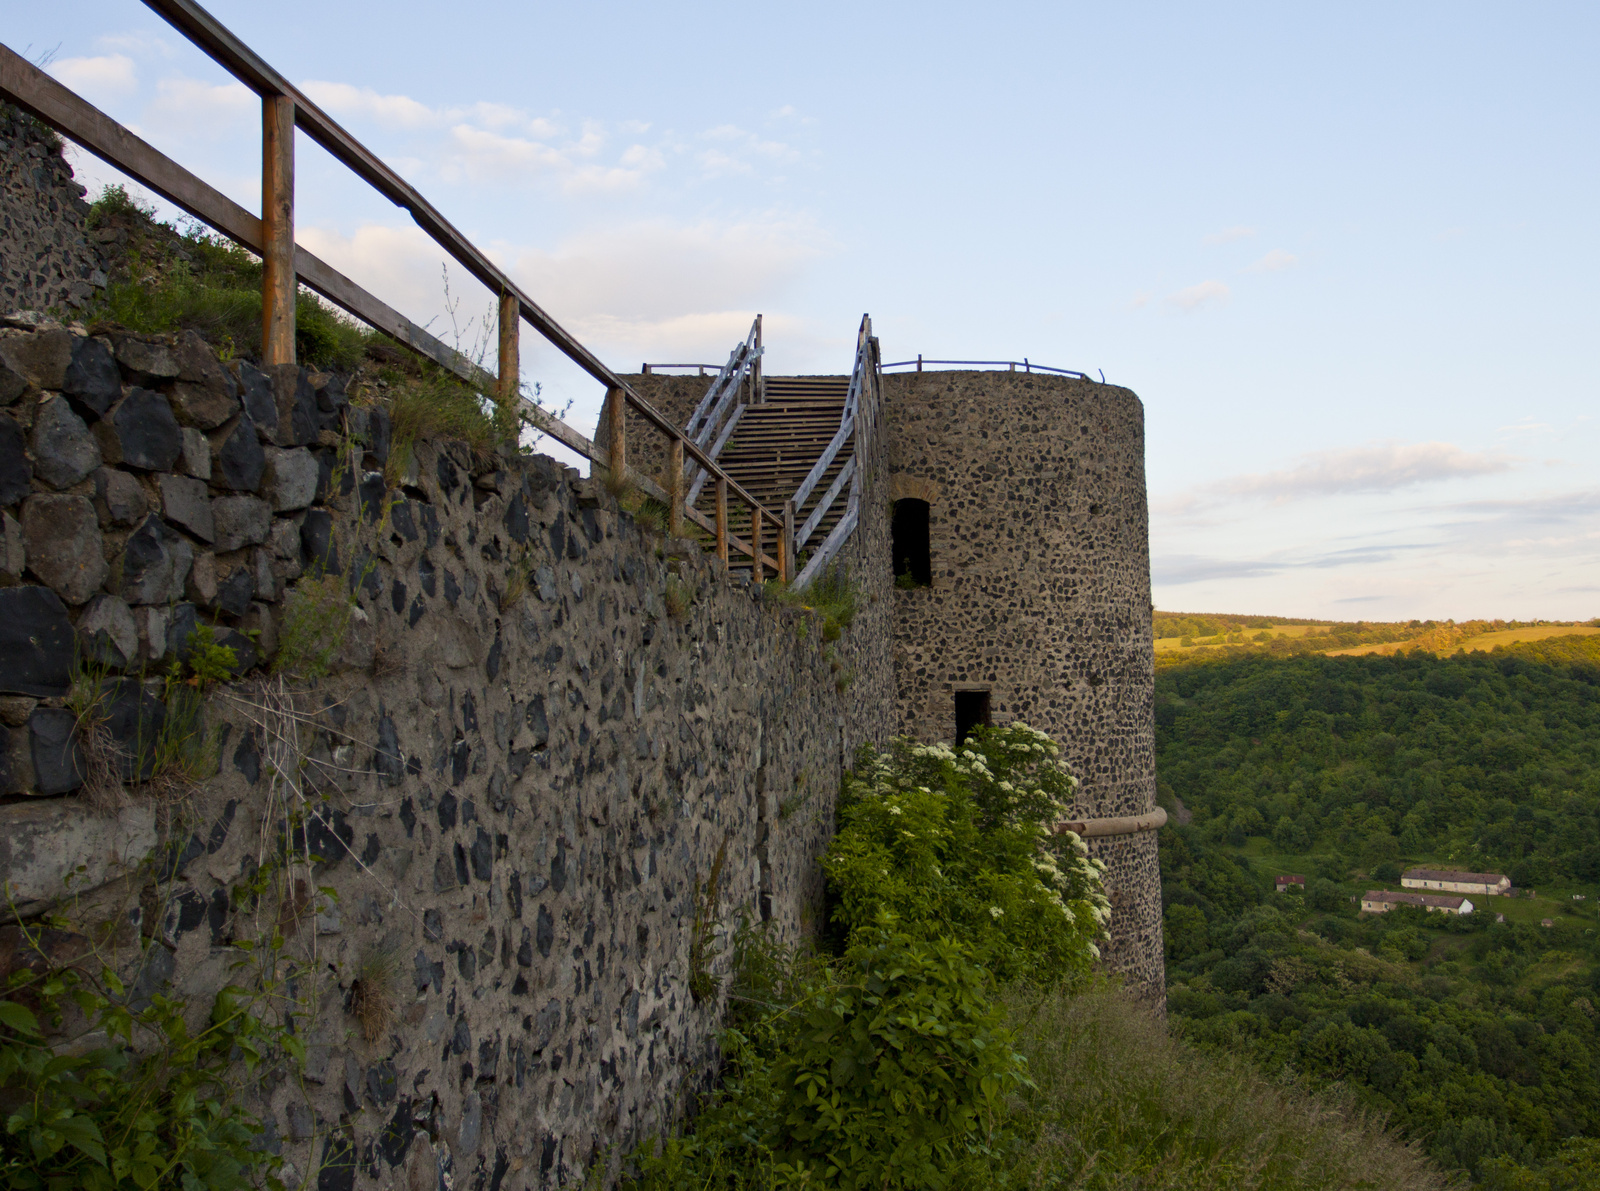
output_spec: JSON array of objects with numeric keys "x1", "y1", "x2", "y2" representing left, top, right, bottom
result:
[
  {"x1": 707, "y1": 376, "x2": 852, "y2": 562},
  {"x1": 673, "y1": 315, "x2": 874, "y2": 583}
]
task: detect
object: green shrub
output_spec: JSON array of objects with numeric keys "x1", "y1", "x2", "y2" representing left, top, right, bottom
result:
[
  {"x1": 87, "y1": 184, "x2": 372, "y2": 371},
  {"x1": 384, "y1": 377, "x2": 505, "y2": 486},
  {"x1": 274, "y1": 572, "x2": 358, "y2": 681},
  {"x1": 626, "y1": 926, "x2": 1026, "y2": 1191},
  {"x1": 823, "y1": 725, "x2": 1108, "y2": 986},
  {"x1": 0, "y1": 954, "x2": 294, "y2": 1190}
]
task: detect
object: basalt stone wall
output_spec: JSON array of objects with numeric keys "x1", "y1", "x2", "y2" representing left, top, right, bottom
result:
[
  {"x1": 0, "y1": 316, "x2": 896, "y2": 1189},
  {"x1": 0, "y1": 107, "x2": 108, "y2": 313},
  {"x1": 880, "y1": 370, "x2": 1163, "y2": 997}
]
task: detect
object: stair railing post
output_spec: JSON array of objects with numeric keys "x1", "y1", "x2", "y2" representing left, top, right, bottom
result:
[
  {"x1": 754, "y1": 313, "x2": 764, "y2": 404},
  {"x1": 604, "y1": 386, "x2": 627, "y2": 486},
  {"x1": 715, "y1": 476, "x2": 729, "y2": 567},
  {"x1": 666, "y1": 437, "x2": 685, "y2": 538},
  {"x1": 752, "y1": 506, "x2": 766, "y2": 581},
  {"x1": 781, "y1": 499, "x2": 795, "y2": 584},
  {"x1": 496, "y1": 290, "x2": 519, "y2": 429},
  {"x1": 261, "y1": 92, "x2": 295, "y2": 366}
]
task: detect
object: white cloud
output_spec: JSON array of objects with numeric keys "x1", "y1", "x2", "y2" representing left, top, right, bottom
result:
[
  {"x1": 697, "y1": 125, "x2": 799, "y2": 177},
  {"x1": 301, "y1": 80, "x2": 439, "y2": 129},
  {"x1": 1159, "y1": 440, "x2": 1516, "y2": 514},
  {"x1": 1166, "y1": 280, "x2": 1230, "y2": 312},
  {"x1": 1245, "y1": 249, "x2": 1298, "y2": 272},
  {"x1": 297, "y1": 214, "x2": 831, "y2": 365},
  {"x1": 94, "y1": 31, "x2": 175, "y2": 57},
  {"x1": 1204, "y1": 225, "x2": 1256, "y2": 244},
  {"x1": 50, "y1": 54, "x2": 138, "y2": 100},
  {"x1": 145, "y1": 76, "x2": 255, "y2": 140}
]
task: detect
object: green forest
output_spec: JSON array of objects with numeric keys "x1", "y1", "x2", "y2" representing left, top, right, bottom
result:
[{"x1": 1156, "y1": 633, "x2": 1600, "y2": 1185}]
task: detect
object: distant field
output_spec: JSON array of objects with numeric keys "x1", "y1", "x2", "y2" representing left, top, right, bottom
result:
[
  {"x1": 1153, "y1": 623, "x2": 1333, "y2": 653},
  {"x1": 1327, "y1": 624, "x2": 1600, "y2": 658}
]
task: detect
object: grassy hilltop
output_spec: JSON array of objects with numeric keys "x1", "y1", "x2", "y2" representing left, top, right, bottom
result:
[{"x1": 1151, "y1": 610, "x2": 1600, "y2": 670}]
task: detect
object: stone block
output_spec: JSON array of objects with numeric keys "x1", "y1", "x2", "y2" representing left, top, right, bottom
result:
[
  {"x1": 158, "y1": 474, "x2": 215, "y2": 543},
  {"x1": 0, "y1": 511, "x2": 22, "y2": 584},
  {"x1": 0, "y1": 356, "x2": 24, "y2": 406},
  {"x1": 77, "y1": 593, "x2": 138, "y2": 669},
  {"x1": 168, "y1": 381, "x2": 238, "y2": 432},
  {"x1": 213, "y1": 495, "x2": 271, "y2": 553},
  {"x1": 92, "y1": 466, "x2": 148, "y2": 526},
  {"x1": 0, "y1": 328, "x2": 72, "y2": 391},
  {"x1": 300, "y1": 508, "x2": 339, "y2": 575},
  {"x1": 186, "y1": 551, "x2": 218, "y2": 606},
  {"x1": 62, "y1": 335, "x2": 120, "y2": 418},
  {"x1": 270, "y1": 364, "x2": 319, "y2": 448},
  {"x1": 28, "y1": 708, "x2": 83, "y2": 795},
  {"x1": 0, "y1": 411, "x2": 29, "y2": 506},
  {"x1": 103, "y1": 388, "x2": 182, "y2": 472},
  {"x1": 120, "y1": 515, "x2": 194, "y2": 605},
  {"x1": 208, "y1": 414, "x2": 265, "y2": 492},
  {"x1": 30, "y1": 394, "x2": 100, "y2": 489},
  {"x1": 113, "y1": 337, "x2": 179, "y2": 385},
  {"x1": 0, "y1": 724, "x2": 32, "y2": 795},
  {"x1": 366, "y1": 406, "x2": 392, "y2": 466},
  {"x1": 0, "y1": 798, "x2": 155, "y2": 912},
  {"x1": 102, "y1": 677, "x2": 166, "y2": 780},
  {"x1": 132, "y1": 604, "x2": 169, "y2": 663},
  {"x1": 240, "y1": 600, "x2": 278, "y2": 660},
  {"x1": 0, "y1": 586, "x2": 72, "y2": 696},
  {"x1": 180, "y1": 427, "x2": 211, "y2": 480},
  {"x1": 262, "y1": 446, "x2": 318, "y2": 512},
  {"x1": 21, "y1": 494, "x2": 107, "y2": 605},
  {"x1": 175, "y1": 330, "x2": 235, "y2": 390},
  {"x1": 232, "y1": 361, "x2": 279, "y2": 443},
  {"x1": 214, "y1": 562, "x2": 253, "y2": 616},
  {"x1": 269, "y1": 515, "x2": 301, "y2": 560}
]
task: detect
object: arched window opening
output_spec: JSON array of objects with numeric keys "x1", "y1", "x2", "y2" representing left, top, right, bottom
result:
[
  {"x1": 955, "y1": 690, "x2": 991, "y2": 744},
  {"x1": 892, "y1": 499, "x2": 932, "y2": 588}
]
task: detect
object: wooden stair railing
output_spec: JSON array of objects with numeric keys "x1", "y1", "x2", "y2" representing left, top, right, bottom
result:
[
  {"x1": 0, "y1": 2, "x2": 788, "y2": 580},
  {"x1": 791, "y1": 316, "x2": 875, "y2": 588}
]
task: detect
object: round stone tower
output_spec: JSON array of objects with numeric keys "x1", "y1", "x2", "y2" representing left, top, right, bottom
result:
[{"x1": 881, "y1": 370, "x2": 1163, "y2": 995}]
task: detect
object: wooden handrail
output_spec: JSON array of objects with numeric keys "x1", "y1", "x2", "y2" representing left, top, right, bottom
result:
[
  {"x1": 6, "y1": 6, "x2": 786, "y2": 577},
  {"x1": 788, "y1": 315, "x2": 873, "y2": 588}
]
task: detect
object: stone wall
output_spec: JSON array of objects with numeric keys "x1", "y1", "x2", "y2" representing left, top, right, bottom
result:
[
  {"x1": 0, "y1": 106, "x2": 107, "y2": 313},
  {"x1": 879, "y1": 370, "x2": 1164, "y2": 996},
  {"x1": 0, "y1": 317, "x2": 895, "y2": 1189}
]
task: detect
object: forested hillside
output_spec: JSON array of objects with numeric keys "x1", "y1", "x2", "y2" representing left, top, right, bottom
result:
[{"x1": 1156, "y1": 634, "x2": 1600, "y2": 1184}]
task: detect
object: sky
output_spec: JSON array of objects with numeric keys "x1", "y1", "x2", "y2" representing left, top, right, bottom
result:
[{"x1": 12, "y1": 1, "x2": 1599, "y2": 622}]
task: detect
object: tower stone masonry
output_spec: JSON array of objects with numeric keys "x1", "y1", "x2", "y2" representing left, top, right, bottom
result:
[{"x1": 881, "y1": 369, "x2": 1163, "y2": 992}]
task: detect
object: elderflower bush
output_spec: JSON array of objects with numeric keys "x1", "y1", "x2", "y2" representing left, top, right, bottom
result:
[{"x1": 823, "y1": 724, "x2": 1110, "y2": 987}]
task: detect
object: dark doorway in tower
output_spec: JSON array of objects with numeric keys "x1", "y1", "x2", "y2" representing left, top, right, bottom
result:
[
  {"x1": 954, "y1": 690, "x2": 991, "y2": 744},
  {"x1": 892, "y1": 499, "x2": 932, "y2": 587}
]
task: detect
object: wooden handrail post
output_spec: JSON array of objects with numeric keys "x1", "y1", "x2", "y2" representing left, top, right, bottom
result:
[
  {"x1": 261, "y1": 92, "x2": 295, "y2": 366},
  {"x1": 754, "y1": 313, "x2": 764, "y2": 404},
  {"x1": 714, "y1": 476, "x2": 728, "y2": 567},
  {"x1": 496, "y1": 290, "x2": 519, "y2": 425},
  {"x1": 604, "y1": 386, "x2": 627, "y2": 486},
  {"x1": 781, "y1": 499, "x2": 795, "y2": 584},
  {"x1": 752, "y1": 506, "x2": 765, "y2": 580},
  {"x1": 666, "y1": 437, "x2": 685, "y2": 538}
]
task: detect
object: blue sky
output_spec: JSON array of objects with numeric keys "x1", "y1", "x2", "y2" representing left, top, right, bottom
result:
[{"x1": 15, "y1": 1, "x2": 1599, "y2": 621}]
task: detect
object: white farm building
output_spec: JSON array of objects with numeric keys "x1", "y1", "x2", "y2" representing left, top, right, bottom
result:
[
  {"x1": 1361, "y1": 890, "x2": 1474, "y2": 916},
  {"x1": 1401, "y1": 869, "x2": 1511, "y2": 896}
]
